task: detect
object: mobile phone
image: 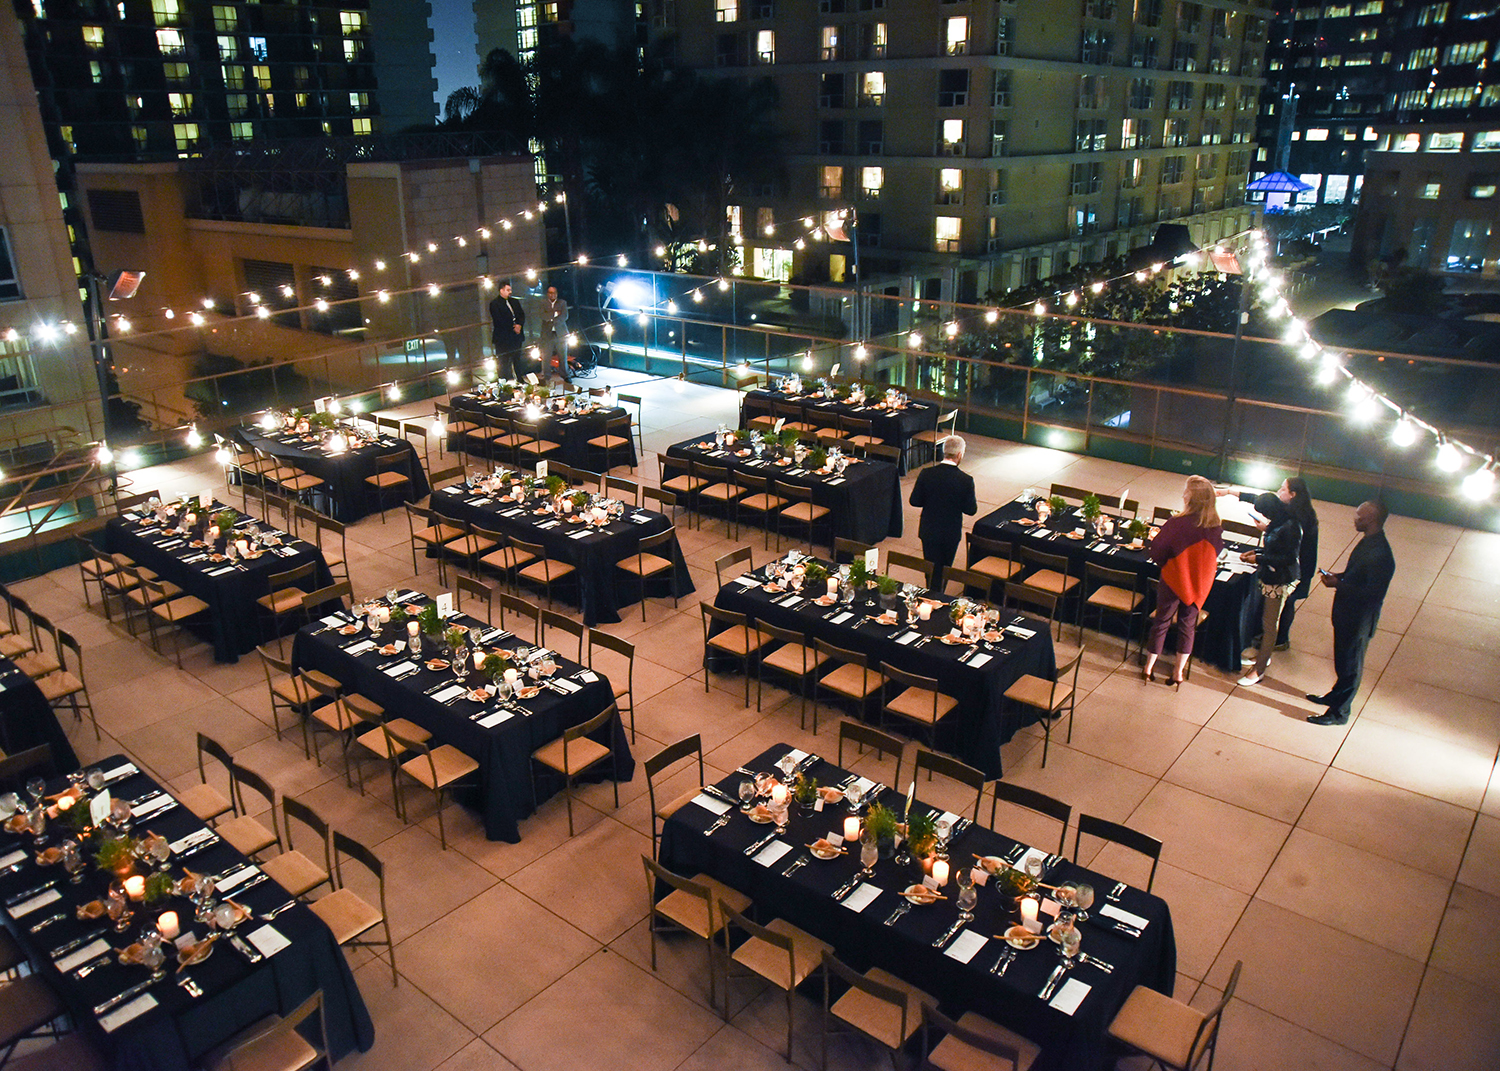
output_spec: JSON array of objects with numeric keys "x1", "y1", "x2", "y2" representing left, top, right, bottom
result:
[{"x1": 1318, "y1": 567, "x2": 1333, "y2": 577}]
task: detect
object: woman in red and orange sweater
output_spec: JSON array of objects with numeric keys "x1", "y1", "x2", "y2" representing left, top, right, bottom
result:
[{"x1": 1143, "y1": 475, "x2": 1224, "y2": 686}]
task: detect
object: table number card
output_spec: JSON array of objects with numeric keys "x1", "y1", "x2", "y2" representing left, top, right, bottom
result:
[
  {"x1": 864, "y1": 547, "x2": 880, "y2": 573},
  {"x1": 90, "y1": 790, "x2": 112, "y2": 828},
  {"x1": 536, "y1": 459, "x2": 549, "y2": 480},
  {"x1": 435, "y1": 592, "x2": 455, "y2": 618},
  {"x1": 526, "y1": 373, "x2": 540, "y2": 385},
  {"x1": 830, "y1": 363, "x2": 841, "y2": 378},
  {"x1": 199, "y1": 490, "x2": 212, "y2": 508},
  {"x1": 314, "y1": 397, "x2": 327, "y2": 413}
]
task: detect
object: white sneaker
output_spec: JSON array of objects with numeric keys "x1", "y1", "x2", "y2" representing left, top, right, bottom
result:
[{"x1": 1236, "y1": 673, "x2": 1261, "y2": 687}]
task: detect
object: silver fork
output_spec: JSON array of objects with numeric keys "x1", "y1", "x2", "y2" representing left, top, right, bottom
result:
[
  {"x1": 990, "y1": 949, "x2": 1017, "y2": 976},
  {"x1": 883, "y1": 902, "x2": 912, "y2": 927}
]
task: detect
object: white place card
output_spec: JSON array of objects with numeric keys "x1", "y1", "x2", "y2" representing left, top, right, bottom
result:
[
  {"x1": 1049, "y1": 978, "x2": 1091, "y2": 1015},
  {"x1": 849, "y1": 777, "x2": 877, "y2": 798},
  {"x1": 535, "y1": 458, "x2": 548, "y2": 478},
  {"x1": 431, "y1": 685, "x2": 466, "y2": 704},
  {"x1": 568, "y1": 529, "x2": 592, "y2": 540},
  {"x1": 692, "y1": 793, "x2": 732, "y2": 816},
  {"x1": 827, "y1": 478, "x2": 846, "y2": 485},
  {"x1": 1216, "y1": 569, "x2": 1232, "y2": 582},
  {"x1": 841, "y1": 883, "x2": 881, "y2": 913},
  {"x1": 785, "y1": 748, "x2": 809, "y2": 765},
  {"x1": 56, "y1": 937, "x2": 111, "y2": 972},
  {"x1": 943, "y1": 929, "x2": 988, "y2": 964},
  {"x1": 100, "y1": 994, "x2": 158, "y2": 1032},
  {"x1": 199, "y1": 490, "x2": 212, "y2": 508},
  {"x1": 863, "y1": 547, "x2": 880, "y2": 573},
  {"x1": 969, "y1": 652, "x2": 992, "y2": 669},
  {"x1": 394, "y1": 590, "x2": 424, "y2": 604},
  {"x1": 937, "y1": 811, "x2": 962, "y2": 830},
  {"x1": 552, "y1": 678, "x2": 582, "y2": 694},
  {"x1": 436, "y1": 592, "x2": 455, "y2": 618},
  {"x1": 826, "y1": 832, "x2": 844, "y2": 847},
  {"x1": 169, "y1": 829, "x2": 214, "y2": 855},
  {"x1": 101, "y1": 763, "x2": 138, "y2": 784},
  {"x1": 90, "y1": 790, "x2": 112, "y2": 827},
  {"x1": 382, "y1": 661, "x2": 418, "y2": 677},
  {"x1": 577, "y1": 670, "x2": 599, "y2": 683},
  {"x1": 216, "y1": 865, "x2": 260, "y2": 893},
  {"x1": 1100, "y1": 903, "x2": 1149, "y2": 930},
  {"x1": 1005, "y1": 625, "x2": 1038, "y2": 640},
  {"x1": 345, "y1": 640, "x2": 376, "y2": 657},
  {"x1": 132, "y1": 795, "x2": 175, "y2": 819},
  {"x1": 207, "y1": 566, "x2": 237, "y2": 577},
  {"x1": 0, "y1": 849, "x2": 25, "y2": 869},
  {"x1": 476, "y1": 710, "x2": 513, "y2": 728},
  {"x1": 319, "y1": 614, "x2": 344, "y2": 628},
  {"x1": 9, "y1": 888, "x2": 61, "y2": 917},
  {"x1": 245, "y1": 924, "x2": 291, "y2": 959},
  {"x1": 753, "y1": 840, "x2": 793, "y2": 868},
  {"x1": 894, "y1": 632, "x2": 921, "y2": 646}
]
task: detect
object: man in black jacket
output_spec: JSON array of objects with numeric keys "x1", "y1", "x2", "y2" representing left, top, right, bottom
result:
[
  {"x1": 488, "y1": 281, "x2": 525, "y2": 380},
  {"x1": 1307, "y1": 500, "x2": 1396, "y2": 725},
  {"x1": 908, "y1": 435, "x2": 977, "y2": 592}
]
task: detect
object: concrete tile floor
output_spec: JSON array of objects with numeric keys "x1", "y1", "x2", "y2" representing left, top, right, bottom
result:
[{"x1": 13, "y1": 366, "x2": 1499, "y2": 1069}]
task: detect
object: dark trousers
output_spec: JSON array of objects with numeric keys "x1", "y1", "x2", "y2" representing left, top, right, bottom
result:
[
  {"x1": 1146, "y1": 585, "x2": 1201, "y2": 657},
  {"x1": 496, "y1": 346, "x2": 524, "y2": 381},
  {"x1": 922, "y1": 537, "x2": 958, "y2": 593},
  {"x1": 1275, "y1": 595, "x2": 1303, "y2": 646},
  {"x1": 1325, "y1": 617, "x2": 1372, "y2": 721}
]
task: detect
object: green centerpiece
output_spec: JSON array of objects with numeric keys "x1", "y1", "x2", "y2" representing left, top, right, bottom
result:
[{"x1": 417, "y1": 602, "x2": 443, "y2": 638}]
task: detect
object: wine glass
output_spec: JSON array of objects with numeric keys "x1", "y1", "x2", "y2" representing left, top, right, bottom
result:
[
  {"x1": 935, "y1": 816, "x2": 952, "y2": 855},
  {"x1": 1072, "y1": 881, "x2": 1094, "y2": 922},
  {"x1": 1058, "y1": 923, "x2": 1081, "y2": 965},
  {"x1": 107, "y1": 881, "x2": 132, "y2": 933},
  {"x1": 1024, "y1": 852, "x2": 1045, "y2": 883},
  {"x1": 956, "y1": 867, "x2": 977, "y2": 922},
  {"x1": 776, "y1": 753, "x2": 798, "y2": 782},
  {"x1": 844, "y1": 781, "x2": 865, "y2": 814},
  {"x1": 859, "y1": 829, "x2": 878, "y2": 878},
  {"x1": 61, "y1": 840, "x2": 84, "y2": 884},
  {"x1": 738, "y1": 779, "x2": 756, "y2": 812},
  {"x1": 0, "y1": 792, "x2": 18, "y2": 819},
  {"x1": 26, "y1": 806, "x2": 45, "y2": 847},
  {"x1": 150, "y1": 837, "x2": 172, "y2": 872},
  {"x1": 141, "y1": 934, "x2": 166, "y2": 982},
  {"x1": 25, "y1": 778, "x2": 45, "y2": 808},
  {"x1": 86, "y1": 768, "x2": 105, "y2": 792},
  {"x1": 1055, "y1": 882, "x2": 1078, "y2": 919}
]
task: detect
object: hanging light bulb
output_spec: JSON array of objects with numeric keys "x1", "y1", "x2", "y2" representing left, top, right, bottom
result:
[
  {"x1": 185, "y1": 425, "x2": 203, "y2": 448},
  {"x1": 1090, "y1": 281, "x2": 1105, "y2": 294},
  {"x1": 1348, "y1": 384, "x2": 1378, "y2": 424},
  {"x1": 854, "y1": 344, "x2": 868, "y2": 361},
  {"x1": 446, "y1": 368, "x2": 461, "y2": 386},
  {"x1": 908, "y1": 331, "x2": 923, "y2": 348},
  {"x1": 1032, "y1": 302, "x2": 1047, "y2": 316},
  {"x1": 1436, "y1": 439, "x2": 1463, "y2": 471},
  {"x1": 984, "y1": 309, "x2": 999, "y2": 323},
  {"x1": 1462, "y1": 463, "x2": 1496, "y2": 501},
  {"x1": 387, "y1": 383, "x2": 402, "y2": 401},
  {"x1": 1391, "y1": 417, "x2": 1418, "y2": 447},
  {"x1": 1299, "y1": 342, "x2": 1319, "y2": 361},
  {"x1": 1316, "y1": 358, "x2": 1339, "y2": 385}
]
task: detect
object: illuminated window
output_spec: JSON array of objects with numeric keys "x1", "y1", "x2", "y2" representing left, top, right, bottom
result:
[
  {"x1": 352, "y1": 118, "x2": 372, "y2": 135},
  {"x1": 218, "y1": 35, "x2": 238, "y2": 59},
  {"x1": 340, "y1": 10, "x2": 367, "y2": 33},
  {"x1": 350, "y1": 92, "x2": 369, "y2": 111},
  {"x1": 1429, "y1": 131, "x2": 1465, "y2": 151},
  {"x1": 1433, "y1": 88, "x2": 1476, "y2": 108},
  {"x1": 224, "y1": 66, "x2": 245, "y2": 88},
  {"x1": 295, "y1": 92, "x2": 310, "y2": 109},
  {"x1": 1324, "y1": 175, "x2": 1349, "y2": 202},
  {"x1": 131, "y1": 126, "x2": 147, "y2": 150},
  {"x1": 938, "y1": 168, "x2": 963, "y2": 204},
  {"x1": 152, "y1": 0, "x2": 180, "y2": 25},
  {"x1": 90, "y1": 61, "x2": 102, "y2": 84},
  {"x1": 213, "y1": 4, "x2": 237, "y2": 30},
  {"x1": 231, "y1": 121, "x2": 254, "y2": 140},
  {"x1": 1416, "y1": 2, "x2": 1449, "y2": 25},
  {"x1": 82, "y1": 25, "x2": 104, "y2": 49},
  {"x1": 821, "y1": 26, "x2": 838, "y2": 59},
  {"x1": 1473, "y1": 131, "x2": 1500, "y2": 151},
  {"x1": 940, "y1": 118, "x2": 965, "y2": 156},
  {"x1": 1419, "y1": 181, "x2": 1442, "y2": 199},
  {"x1": 1445, "y1": 40, "x2": 1487, "y2": 64},
  {"x1": 715, "y1": 0, "x2": 739, "y2": 21},
  {"x1": 58, "y1": 125, "x2": 74, "y2": 152},
  {"x1": 756, "y1": 30, "x2": 775, "y2": 62},
  {"x1": 945, "y1": 16, "x2": 968, "y2": 55},
  {"x1": 253, "y1": 66, "x2": 271, "y2": 89},
  {"x1": 156, "y1": 28, "x2": 185, "y2": 52},
  {"x1": 870, "y1": 22, "x2": 887, "y2": 58},
  {"x1": 249, "y1": 36, "x2": 268, "y2": 60},
  {"x1": 862, "y1": 71, "x2": 885, "y2": 104},
  {"x1": 1405, "y1": 47, "x2": 1437, "y2": 69},
  {"x1": 168, "y1": 92, "x2": 193, "y2": 116},
  {"x1": 991, "y1": 119, "x2": 1007, "y2": 155},
  {"x1": 934, "y1": 216, "x2": 961, "y2": 253},
  {"x1": 164, "y1": 62, "x2": 190, "y2": 83},
  {"x1": 173, "y1": 122, "x2": 200, "y2": 153},
  {"x1": 989, "y1": 170, "x2": 1006, "y2": 205},
  {"x1": 1392, "y1": 132, "x2": 1420, "y2": 152},
  {"x1": 861, "y1": 165, "x2": 884, "y2": 197},
  {"x1": 1305, "y1": 128, "x2": 1329, "y2": 141},
  {"x1": 726, "y1": 204, "x2": 742, "y2": 237},
  {"x1": 821, "y1": 165, "x2": 843, "y2": 198},
  {"x1": 1469, "y1": 179, "x2": 1497, "y2": 199},
  {"x1": 996, "y1": 17, "x2": 1012, "y2": 55}
]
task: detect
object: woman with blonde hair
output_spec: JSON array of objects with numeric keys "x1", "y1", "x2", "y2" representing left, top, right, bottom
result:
[{"x1": 1143, "y1": 475, "x2": 1224, "y2": 686}]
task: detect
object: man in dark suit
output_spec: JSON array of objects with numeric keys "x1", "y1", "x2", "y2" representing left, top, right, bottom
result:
[
  {"x1": 908, "y1": 435, "x2": 977, "y2": 592},
  {"x1": 488, "y1": 281, "x2": 525, "y2": 380},
  {"x1": 1307, "y1": 499, "x2": 1396, "y2": 725}
]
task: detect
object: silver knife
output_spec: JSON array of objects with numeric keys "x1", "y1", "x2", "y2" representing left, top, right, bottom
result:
[
  {"x1": 229, "y1": 934, "x2": 263, "y2": 964},
  {"x1": 931, "y1": 918, "x2": 966, "y2": 949},
  {"x1": 743, "y1": 832, "x2": 778, "y2": 857},
  {"x1": 51, "y1": 928, "x2": 107, "y2": 958},
  {"x1": 94, "y1": 976, "x2": 157, "y2": 1016},
  {"x1": 1039, "y1": 964, "x2": 1065, "y2": 1000},
  {"x1": 1079, "y1": 953, "x2": 1114, "y2": 973}
]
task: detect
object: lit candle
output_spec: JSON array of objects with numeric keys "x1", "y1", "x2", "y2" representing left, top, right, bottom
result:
[
  {"x1": 407, "y1": 621, "x2": 420, "y2": 638},
  {"x1": 843, "y1": 816, "x2": 860, "y2": 842},
  {"x1": 236, "y1": 539, "x2": 251, "y2": 557},
  {"x1": 917, "y1": 603, "x2": 932, "y2": 621},
  {"x1": 123, "y1": 875, "x2": 145, "y2": 901},
  {"x1": 1020, "y1": 896, "x2": 1041, "y2": 933},
  {"x1": 56, "y1": 794, "x2": 74, "y2": 812},
  {"x1": 157, "y1": 911, "x2": 180, "y2": 941},
  {"x1": 504, "y1": 668, "x2": 519, "y2": 685},
  {"x1": 770, "y1": 783, "x2": 789, "y2": 806},
  {"x1": 473, "y1": 650, "x2": 485, "y2": 670},
  {"x1": 827, "y1": 577, "x2": 839, "y2": 595},
  {"x1": 931, "y1": 859, "x2": 950, "y2": 887},
  {"x1": 377, "y1": 606, "x2": 391, "y2": 624}
]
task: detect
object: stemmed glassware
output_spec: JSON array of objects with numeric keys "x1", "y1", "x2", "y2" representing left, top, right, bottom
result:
[
  {"x1": 844, "y1": 781, "x2": 865, "y2": 814},
  {"x1": 1072, "y1": 882, "x2": 1094, "y2": 922},
  {"x1": 956, "y1": 866, "x2": 977, "y2": 923},
  {"x1": 140, "y1": 932, "x2": 166, "y2": 982},
  {"x1": 1024, "y1": 852, "x2": 1045, "y2": 884},
  {"x1": 107, "y1": 880, "x2": 133, "y2": 933},
  {"x1": 776, "y1": 753, "x2": 798, "y2": 782},
  {"x1": 858, "y1": 829, "x2": 879, "y2": 878},
  {"x1": 26, "y1": 805, "x2": 45, "y2": 847},
  {"x1": 25, "y1": 778, "x2": 45, "y2": 809},
  {"x1": 934, "y1": 816, "x2": 952, "y2": 857},
  {"x1": 1058, "y1": 921, "x2": 1081, "y2": 965},
  {"x1": 61, "y1": 840, "x2": 84, "y2": 884},
  {"x1": 738, "y1": 779, "x2": 756, "y2": 813}
]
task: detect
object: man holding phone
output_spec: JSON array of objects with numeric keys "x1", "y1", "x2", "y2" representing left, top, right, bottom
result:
[{"x1": 1306, "y1": 500, "x2": 1396, "y2": 725}]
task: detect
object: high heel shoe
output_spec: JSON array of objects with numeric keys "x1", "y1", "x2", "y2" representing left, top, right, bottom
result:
[
  {"x1": 1141, "y1": 665, "x2": 1156, "y2": 684},
  {"x1": 1168, "y1": 675, "x2": 1183, "y2": 690}
]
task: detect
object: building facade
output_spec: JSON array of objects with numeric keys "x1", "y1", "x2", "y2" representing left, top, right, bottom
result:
[
  {"x1": 656, "y1": 0, "x2": 1269, "y2": 303},
  {"x1": 1255, "y1": 0, "x2": 1500, "y2": 220}
]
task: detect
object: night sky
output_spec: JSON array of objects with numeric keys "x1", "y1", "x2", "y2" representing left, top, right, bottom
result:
[{"x1": 429, "y1": 0, "x2": 480, "y2": 112}]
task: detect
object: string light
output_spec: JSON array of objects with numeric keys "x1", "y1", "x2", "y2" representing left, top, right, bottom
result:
[
  {"x1": 1391, "y1": 418, "x2": 1418, "y2": 448},
  {"x1": 1436, "y1": 439, "x2": 1463, "y2": 472},
  {"x1": 1462, "y1": 463, "x2": 1496, "y2": 501}
]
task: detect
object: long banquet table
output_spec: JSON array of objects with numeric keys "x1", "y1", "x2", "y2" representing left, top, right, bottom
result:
[
  {"x1": 0, "y1": 757, "x2": 373, "y2": 1071},
  {"x1": 429, "y1": 483, "x2": 694, "y2": 626},
  {"x1": 449, "y1": 393, "x2": 639, "y2": 471},
  {"x1": 660, "y1": 743, "x2": 1176, "y2": 1071},
  {"x1": 712, "y1": 563, "x2": 1054, "y2": 778},
  {"x1": 740, "y1": 388, "x2": 935, "y2": 474},
  {"x1": 665, "y1": 436, "x2": 903, "y2": 546},
  {"x1": 291, "y1": 593, "x2": 633, "y2": 842},
  {"x1": 102, "y1": 502, "x2": 337, "y2": 664},
  {"x1": 972, "y1": 499, "x2": 1260, "y2": 673},
  {"x1": 0, "y1": 655, "x2": 79, "y2": 770},
  {"x1": 232, "y1": 426, "x2": 430, "y2": 524}
]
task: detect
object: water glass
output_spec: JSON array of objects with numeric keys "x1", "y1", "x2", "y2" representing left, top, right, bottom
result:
[
  {"x1": 738, "y1": 779, "x2": 756, "y2": 812},
  {"x1": 25, "y1": 778, "x2": 44, "y2": 807},
  {"x1": 844, "y1": 782, "x2": 865, "y2": 813},
  {"x1": 956, "y1": 867, "x2": 977, "y2": 921},
  {"x1": 1059, "y1": 924, "x2": 1081, "y2": 964},
  {"x1": 1024, "y1": 853, "x2": 1044, "y2": 882},
  {"x1": 859, "y1": 830, "x2": 878, "y2": 877},
  {"x1": 1072, "y1": 882, "x2": 1094, "y2": 922}
]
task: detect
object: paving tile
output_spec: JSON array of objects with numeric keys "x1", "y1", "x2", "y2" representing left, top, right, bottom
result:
[
  {"x1": 432, "y1": 1040, "x2": 521, "y2": 1071},
  {"x1": 505, "y1": 816, "x2": 652, "y2": 943},
  {"x1": 1208, "y1": 899, "x2": 1424, "y2": 1066},
  {"x1": 1208, "y1": 998, "x2": 1391, "y2": 1071},
  {"x1": 1163, "y1": 727, "x2": 1326, "y2": 824},
  {"x1": 335, "y1": 957, "x2": 476, "y2": 1071},
  {"x1": 1147, "y1": 860, "x2": 1250, "y2": 981},
  {"x1": 1065, "y1": 701, "x2": 1203, "y2": 778},
  {"x1": 1121, "y1": 781, "x2": 1291, "y2": 894},
  {"x1": 1357, "y1": 676, "x2": 1500, "y2": 754},
  {"x1": 1300, "y1": 768, "x2": 1477, "y2": 881},
  {"x1": 1333, "y1": 718, "x2": 1494, "y2": 810},
  {"x1": 397, "y1": 882, "x2": 598, "y2": 1033},
  {"x1": 1396, "y1": 967, "x2": 1500, "y2": 1071},
  {"x1": 1429, "y1": 883, "x2": 1500, "y2": 996},
  {"x1": 1258, "y1": 827, "x2": 1451, "y2": 961},
  {"x1": 1205, "y1": 692, "x2": 1351, "y2": 765}
]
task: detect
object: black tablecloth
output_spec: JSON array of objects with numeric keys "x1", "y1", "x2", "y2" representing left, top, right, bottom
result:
[
  {"x1": 666, "y1": 437, "x2": 902, "y2": 546},
  {"x1": 102, "y1": 505, "x2": 336, "y2": 664},
  {"x1": 233, "y1": 427, "x2": 429, "y2": 524},
  {"x1": 449, "y1": 395, "x2": 638, "y2": 471},
  {"x1": 973, "y1": 501, "x2": 1259, "y2": 673},
  {"x1": 291, "y1": 596, "x2": 633, "y2": 842},
  {"x1": 0, "y1": 657, "x2": 78, "y2": 770},
  {"x1": 712, "y1": 566, "x2": 1054, "y2": 778},
  {"x1": 0, "y1": 756, "x2": 373, "y2": 1071},
  {"x1": 429, "y1": 485, "x2": 694, "y2": 627},
  {"x1": 661, "y1": 743, "x2": 1176, "y2": 1071},
  {"x1": 740, "y1": 389, "x2": 935, "y2": 474}
]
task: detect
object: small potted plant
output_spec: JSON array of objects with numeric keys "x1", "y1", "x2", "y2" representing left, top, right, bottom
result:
[
  {"x1": 93, "y1": 833, "x2": 136, "y2": 876},
  {"x1": 388, "y1": 604, "x2": 409, "y2": 627},
  {"x1": 876, "y1": 574, "x2": 903, "y2": 616},
  {"x1": 792, "y1": 773, "x2": 819, "y2": 815},
  {"x1": 143, "y1": 871, "x2": 174, "y2": 905},
  {"x1": 1127, "y1": 517, "x2": 1149, "y2": 548},
  {"x1": 1081, "y1": 493, "x2": 1101, "y2": 524},
  {"x1": 808, "y1": 446, "x2": 829, "y2": 471},
  {"x1": 544, "y1": 474, "x2": 567, "y2": 498},
  {"x1": 802, "y1": 561, "x2": 829, "y2": 585},
  {"x1": 905, "y1": 811, "x2": 938, "y2": 862},
  {"x1": 863, "y1": 803, "x2": 900, "y2": 859},
  {"x1": 1046, "y1": 494, "x2": 1067, "y2": 528},
  {"x1": 417, "y1": 602, "x2": 443, "y2": 639},
  {"x1": 443, "y1": 625, "x2": 468, "y2": 657},
  {"x1": 777, "y1": 428, "x2": 801, "y2": 454}
]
